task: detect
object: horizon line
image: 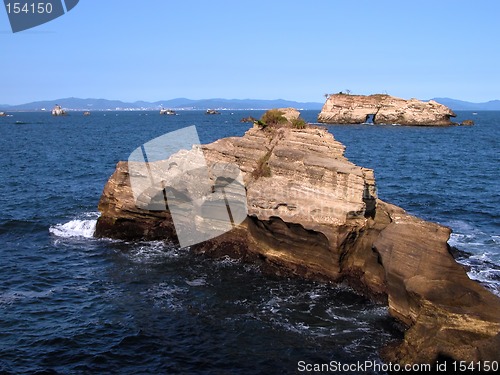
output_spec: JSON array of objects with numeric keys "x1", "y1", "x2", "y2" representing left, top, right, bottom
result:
[
  {"x1": 2, "y1": 95, "x2": 500, "y2": 109},
  {"x1": 0, "y1": 97, "x2": 325, "y2": 107}
]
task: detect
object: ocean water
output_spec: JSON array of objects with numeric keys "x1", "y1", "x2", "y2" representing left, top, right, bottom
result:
[{"x1": 0, "y1": 110, "x2": 498, "y2": 374}]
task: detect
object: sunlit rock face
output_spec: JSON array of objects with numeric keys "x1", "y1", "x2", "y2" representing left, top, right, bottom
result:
[
  {"x1": 96, "y1": 111, "x2": 499, "y2": 366},
  {"x1": 318, "y1": 94, "x2": 456, "y2": 126}
]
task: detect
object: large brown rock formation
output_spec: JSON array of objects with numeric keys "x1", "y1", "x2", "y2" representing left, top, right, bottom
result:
[
  {"x1": 318, "y1": 94, "x2": 457, "y2": 126},
  {"x1": 95, "y1": 113, "x2": 499, "y2": 366}
]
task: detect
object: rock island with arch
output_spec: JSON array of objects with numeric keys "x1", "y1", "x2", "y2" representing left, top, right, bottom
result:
[{"x1": 318, "y1": 93, "x2": 457, "y2": 126}]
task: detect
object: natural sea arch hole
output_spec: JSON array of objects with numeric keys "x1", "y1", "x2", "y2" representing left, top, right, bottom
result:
[{"x1": 365, "y1": 114, "x2": 376, "y2": 124}]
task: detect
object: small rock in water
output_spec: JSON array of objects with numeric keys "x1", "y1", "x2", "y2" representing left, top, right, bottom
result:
[{"x1": 460, "y1": 119, "x2": 474, "y2": 126}]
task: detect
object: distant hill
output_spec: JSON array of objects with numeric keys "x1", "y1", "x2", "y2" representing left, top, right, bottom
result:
[
  {"x1": 2, "y1": 97, "x2": 323, "y2": 111},
  {"x1": 3, "y1": 97, "x2": 499, "y2": 111},
  {"x1": 430, "y1": 98, "x2": 500, "y2": 111}
]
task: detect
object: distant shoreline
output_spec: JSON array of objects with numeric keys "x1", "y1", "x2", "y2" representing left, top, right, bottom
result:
[
  {"x1": 2, "y1": 96, "x2": 499, "y2": 111},
  {"x1": 0, "y1": 109, "x2": 492, "y2": 114},
  {"x1": 0, "y1": 108, "x2": 322, "y2": 113}
]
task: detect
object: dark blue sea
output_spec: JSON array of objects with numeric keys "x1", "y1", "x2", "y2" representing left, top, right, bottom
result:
[{"x1": 0, "y1": 110, "x2": 498, "y2": 374}]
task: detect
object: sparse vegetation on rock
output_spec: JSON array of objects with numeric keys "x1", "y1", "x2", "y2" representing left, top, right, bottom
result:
[
  {"x1": 257, "y1": 108, "x2": 308, "y2": 130},
  {"x1": 291, "y1": 118, "x2": 307, "y2": 129},
  {"x1": 252, "y1": 151, "x2": 272, "y2": 179},
  {"x1": 260, "y1": 109, "x2": 288, "y2": 127}
]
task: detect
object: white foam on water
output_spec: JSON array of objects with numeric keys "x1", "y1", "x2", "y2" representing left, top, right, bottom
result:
[
  {"x1": 0, "y1": 288, "x2": 57, "y2": 305},
  {"x1": 185, "y1": 277, "x2": 207, "y2": 287},
  {"x1": 452, "y1": 245, "x2": 500, "y2": 296},
  {"x1": 455, "y1": 253, "x2": 500, "y2": 297},
  {"x1": 449, "y1": 233, "x2": 475, "y2": 247},
  {"x1": 325, "y1": 308, "x2": 360, "y2": 323},
  {"x1": 143, "y1": 283, "x2": 188, "y2": 311},
  {"x1": 445, "y1": 220, "x2": 500, "y2": 296},
  {"x1": 125, "y1": 241, "x2": 183, "y2": 264},
  {"x1": 49, "y1": 219, "x2": 97, "y2": 238},
  {"x1": 467, "y1": 268, "x2": 500, "y2": 283},
  {"x1": 467, "y1": 270, "x2": 500, "y2": 297},
  {"x1": 213, "y1": 255, "x2": 242, "y2": 268}
]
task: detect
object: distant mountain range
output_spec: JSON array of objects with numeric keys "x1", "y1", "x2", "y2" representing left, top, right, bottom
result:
[
  {"x1": 429, "y1": 98, "x2": 500, "y2": 111},
  {"x1": 0, "y1": 97, "x2": 324, "y2": 111},
  {"x1": 1, "y1": 97, "x2": 499, "y2": 111}
]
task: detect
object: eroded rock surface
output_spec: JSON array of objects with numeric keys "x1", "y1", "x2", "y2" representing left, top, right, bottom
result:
[
  {"x1": 318, "y1": 94, "x2": 456, "y2": 126},
  {"x1": 95, "y1": 115, "x2": 500, "y2": 365}
]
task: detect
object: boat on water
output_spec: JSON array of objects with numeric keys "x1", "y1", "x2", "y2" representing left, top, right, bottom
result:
[
  {"x1": 206, "y1": 109, "x2": 221, "y2": 115},
  {"x1": 160, "y1": 109, "x2": 176, "y2": 115},
  {"x1": 51, "y1": 105, "x2": 67, "y2": 116},
  {"x1": 83, "y1": 111, "x2": 91, "y2": 116},
  {"x1": 0, "y1": 111, "x2": 6, "y2": 117}
]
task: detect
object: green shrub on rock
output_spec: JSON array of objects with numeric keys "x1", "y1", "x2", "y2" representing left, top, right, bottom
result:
[
  {"x1": 291, "y1": 118, "x2": 307, "y2": 129},
  {"x1": 252, "y1": 151, "x2": 272, "y2": 179},
  {"x1": 260, "y1": 109, "x2": 287, "y2": 127}
]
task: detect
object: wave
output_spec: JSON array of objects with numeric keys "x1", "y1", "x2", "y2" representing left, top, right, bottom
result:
[
  {"x1": 49, "y1": 216, "x2": 97, "y2": 239},
  {"x1": 447, "y1": 225, "x2": 500, "y2": 297},
  {"x1": 467, "y1": 267, "x2": 500, "y2": 288},
  {"x1": 0, "y1": 288, "x2": 57, "y2": 306},
  {"x1": 144, "y1": 283, "x2": 188, "y2": 311},
  {"x1": 124, "y1": 241, "x2": 183, "y2": 264},
  {"x1": 453, "y1": 249, "x2": 500, "y2": 297},
  {"x1": 185, "y1": 277, "x2": 207, "y2": 287}
]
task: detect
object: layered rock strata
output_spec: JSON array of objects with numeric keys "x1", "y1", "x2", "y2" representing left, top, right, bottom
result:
[
  {"x1": 95, "y1": 118, "x2": 500, "y2": 365},
  {"x1": 318, "y1": 94, "x2": 457, "y2": 126}
]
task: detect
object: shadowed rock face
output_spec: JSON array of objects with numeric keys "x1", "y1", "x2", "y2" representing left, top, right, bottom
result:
[
  {"x1": 318, "y1": 94, "x2": 457, "y2": 126},
  {"x1": 95, "y1": 118, "x2": 500, "y2": 365}
]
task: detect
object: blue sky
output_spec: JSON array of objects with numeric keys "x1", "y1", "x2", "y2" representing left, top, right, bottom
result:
[{"x1": 1, "y1": 0, "x2": 499, "y2": 105}]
